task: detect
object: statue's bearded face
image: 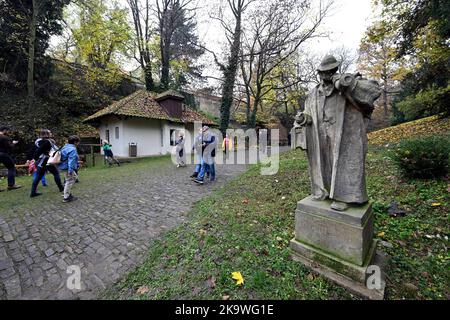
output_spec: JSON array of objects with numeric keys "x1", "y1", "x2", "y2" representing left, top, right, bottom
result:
[{"x1": 318, "y1": 68, "x2": 338, "y2": 83}]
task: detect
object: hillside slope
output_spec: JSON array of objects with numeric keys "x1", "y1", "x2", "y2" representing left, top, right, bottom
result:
[{"x1": 368, "y1": 115, "x2": 450, "y2": 145}]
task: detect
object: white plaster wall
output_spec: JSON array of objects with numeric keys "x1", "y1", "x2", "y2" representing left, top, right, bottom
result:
[
  {"x1": 98, "y1": 117, "x2": 195, "y2": 157},
  {"x1": 99, "y1": 116, "x2": 124, "y2": 156},
  {"x1": 122, "y1": 118, "x2": 163, "y2": 157}
]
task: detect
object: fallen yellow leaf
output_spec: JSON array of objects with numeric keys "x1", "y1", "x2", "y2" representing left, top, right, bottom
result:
[
  {"x1": 431, "y1": 203, "x2": 441, "y2": 207},
  {"x1": 377, "y1": 232, "x2": 385, "y2": 237},
  {"x1": 231, "y1": 272, "x2": 244, "y2": 286}
]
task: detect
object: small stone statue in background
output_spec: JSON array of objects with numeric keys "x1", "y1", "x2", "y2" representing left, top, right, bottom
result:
[{"x1": 294, "y1": 55, "x2": 381, "y2": 211}]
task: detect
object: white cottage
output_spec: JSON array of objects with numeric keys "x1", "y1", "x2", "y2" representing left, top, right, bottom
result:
[{"x1": 84, "y1": 89, "x2": 216, "y2": 157}]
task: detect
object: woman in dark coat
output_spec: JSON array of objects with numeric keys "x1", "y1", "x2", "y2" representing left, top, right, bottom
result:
[{"x1": 30, "y1": 129, "x2": 64, "y2": 197}]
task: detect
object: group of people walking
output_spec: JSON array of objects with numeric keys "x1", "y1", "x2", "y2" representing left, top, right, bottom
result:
[
  {"x1": 2, "y1": 124, "x2": 228, "y2": 201},
  {"x1": 0, "y1": 127, "x2": 81, "y2": 203},
  {"x1": 174, "y1": 125, "x2": 221, "y2": 185}
]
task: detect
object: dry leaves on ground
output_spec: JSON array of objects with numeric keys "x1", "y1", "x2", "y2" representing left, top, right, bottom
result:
[{"x1": 368, "y1": 115, "x2": 450, "y2": 146}]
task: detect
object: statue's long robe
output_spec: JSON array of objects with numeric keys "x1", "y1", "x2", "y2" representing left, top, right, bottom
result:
[{"x1": 303, "y1": 77, "x2": 380, "y2": 204}]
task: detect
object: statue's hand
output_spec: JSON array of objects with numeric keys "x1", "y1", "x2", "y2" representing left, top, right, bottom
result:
[
  {"x1": 294, "y1": 112, "x2": 312, "y2": 127},
  {"x1": 294, "y1": 112, "x2": 304, "y2": 123},
  {"x1": 338, "y1": 73, "x2": 356, "y2": 89}
]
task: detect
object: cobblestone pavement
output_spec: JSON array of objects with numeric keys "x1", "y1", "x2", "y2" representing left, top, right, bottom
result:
[{"x1": 0, "y1": 159, "x2": 249, "y2": 300}]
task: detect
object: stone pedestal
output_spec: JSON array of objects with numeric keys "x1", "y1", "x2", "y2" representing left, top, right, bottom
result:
[{"x1": 290, "y1": 196, "x2": 386, "y2": 300}]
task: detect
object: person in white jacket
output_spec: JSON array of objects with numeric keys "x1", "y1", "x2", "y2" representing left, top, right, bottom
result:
[{"x1": 175, "y1": 133, "x2": 186, "y2": 167}]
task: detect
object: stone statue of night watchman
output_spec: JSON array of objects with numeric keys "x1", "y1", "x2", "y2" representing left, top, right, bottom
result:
[
  {"x1": 294, "y1": 55, "x2": 382, "y2": 211},
  {"x1": 290, "y1": 55, "x2": 386, "y2": 299}
]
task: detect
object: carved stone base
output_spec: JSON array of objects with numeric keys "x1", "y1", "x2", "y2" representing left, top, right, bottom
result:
[{"x1": 290, "y1": 196, "x2": 387, "y2": 299}]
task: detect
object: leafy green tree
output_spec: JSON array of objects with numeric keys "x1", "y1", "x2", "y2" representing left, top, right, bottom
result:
[
  {"x1": 396, "y1": 84, "x2": 450, "y2": 119},
  {"x1": 358, "y1": 21, "x2": 406, "y2": 117},
  {"x1": 377, "y1": 0, "x2": 450, "y2": 56},
  {"x1": 70, "y1": 0, "x2": 132, "y2": 86},
  {"x1": 372, "y1": 0, "x2": 450, "y2": 122},
  {"x1": 44, "y1": 1, "x2": 137, "y2": 119},
  {"x1": 0, "y1": 0, "x2": 69, "y2": 88}
]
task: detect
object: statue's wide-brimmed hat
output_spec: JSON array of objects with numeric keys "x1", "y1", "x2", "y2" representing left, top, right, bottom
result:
[{"x1": 317, "y1": 55, "x2": 341, "y2": 72}]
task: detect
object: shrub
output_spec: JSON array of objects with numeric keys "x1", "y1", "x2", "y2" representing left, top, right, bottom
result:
[
  {"x1": 390, "y1": 135, "x2": 450, "y2": 178},
  {"x1": 396, "y1": 84, "x2": 450, "y2": 121}
]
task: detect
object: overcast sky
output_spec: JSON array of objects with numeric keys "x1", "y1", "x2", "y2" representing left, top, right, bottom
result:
[
  {"x1": 310, "y1": 0, "x2": 376, "y2": 55},
  {"x1": 198, "y1": 0, "x2": 376, "y2": 58},
  {"x1": 195, "y1": 0, "x2": 377, "y2": 86}
]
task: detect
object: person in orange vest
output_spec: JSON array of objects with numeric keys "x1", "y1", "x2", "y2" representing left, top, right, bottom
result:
[{"x1": 222, "y1": 134, "x2": 233, "y2": 160}]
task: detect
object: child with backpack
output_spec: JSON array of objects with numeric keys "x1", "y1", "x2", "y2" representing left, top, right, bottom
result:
[{"x1": 102, "y1": 141, "x2": 120, "y2": 167}]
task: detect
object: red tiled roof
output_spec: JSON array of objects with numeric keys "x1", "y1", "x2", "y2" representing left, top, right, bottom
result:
[{"x1": 84, "y1": 89, "x2": 216, "y2": 125}]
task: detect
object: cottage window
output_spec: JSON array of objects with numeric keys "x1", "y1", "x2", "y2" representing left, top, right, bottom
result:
[
  {"x1": 106, "y1": 130, "x2": 110, "y2": 142},
  {"x1": 115, "y1": 127, "x2": 119, "y2": 139}
]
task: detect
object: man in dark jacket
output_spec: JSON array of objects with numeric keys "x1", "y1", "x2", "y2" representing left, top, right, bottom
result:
[
  {"x1": 0, "y1": 126, "x2": 21, "y2": 191},
  {"x1": 194, "y1": 126, "x2": 217, "y2": 184}
]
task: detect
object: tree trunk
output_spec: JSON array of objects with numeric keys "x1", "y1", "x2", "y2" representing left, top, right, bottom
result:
[
  {"x1": 27, "y1": 0, "x2": 38, "y2": 113},
  {"x1": 248, "y1": 98, "x2": 258, "y2": 128},
  {"x1": 160, "y1": 40, "x2": 170, "y2": 90},
  {"x1": 144, "y1": 65, "x2": 154, "y2": 91},
  {"x1": 383, "y1": 88, "x2": 388, "y2": 117},
  {"x1": 245, "y1": 93, "x2": 251, "y2": 126},
  {"x1": 159, "y1": 4, "x2": 171, "y2": 91},
  {"x1": 219, "y1": 9, "x2": 242, "y2": 136}
]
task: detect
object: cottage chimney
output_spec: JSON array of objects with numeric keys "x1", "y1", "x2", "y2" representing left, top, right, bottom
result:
[{"x1": 155, "y1": 90, "x2": 184, "y2": 118}]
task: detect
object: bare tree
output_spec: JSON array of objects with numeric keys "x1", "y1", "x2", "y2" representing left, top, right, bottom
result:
[
  {"x1": 295, "y1": 51, "x2": 322, "y2": 87},
  {"x1": 127, "y1": 0, "x2": 155, "y2": 91},
  {"x1": 329, "y1": 45, "x2": 357, "y2": 74},
  {"x1": 201, "y1": 0, "x2": 255, "y2": 135},
  {"x1": 239, "y1": 0, "x2": 332, "y2": 127}
]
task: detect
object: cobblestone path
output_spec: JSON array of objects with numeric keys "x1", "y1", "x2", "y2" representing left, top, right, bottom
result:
[{"x1": 0, "y1": 159, "x2": 248, "y2": 299}]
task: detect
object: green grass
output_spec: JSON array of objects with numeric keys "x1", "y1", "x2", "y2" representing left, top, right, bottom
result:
[
  {"x1": 2, "y1": 142, "x2": 448, "y2": 300},
  {"x1": 104, "y1": 149, "x2": 352, "y2": 300},
  {"x1": 367, "y1": 147, "x2": 449, "y2": 299},
  {"x1": 103, "y1": 145, "x2": 449, "y2": 300},
  {"x1": 83, "y1": 153, "x2": 107, "y2": 167},
  {"x1": 0, "y1": 155, "x2": 171, "y2": 217}
]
